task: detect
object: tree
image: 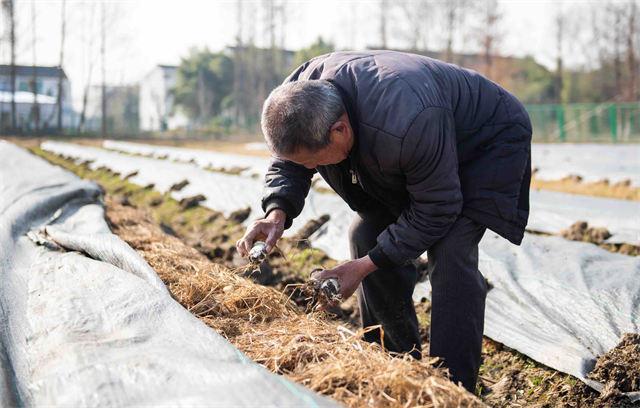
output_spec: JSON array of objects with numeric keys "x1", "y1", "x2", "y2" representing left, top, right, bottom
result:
[
  {"x1": 101, "y1": 1, "x2": 107, "y2": 136},
  {"x1": 399, "y1": 0, "x2": 431, "y2": 51},
  {"x1": 625, "y1": 1, "x2": 638, "y2": 101},
  {"x1": 553, "y1": 6, "x2": 565, "y2": 103},
  {"x1": 77, "y1": 1, "x2": 98, "y2": 133},
  {"x1": 379, "y1": 0, "x2": 389, "y2": 48},
  {"x1": 291, "y1": 37, "x2": 334, "y2": 69},
  {"x1": 442, "y1": 0, "x2": 470, "y2": 63},
  {"x1": 30, "y1": 0, "x2": 39, "y2": 132},
  {"x1": 174, "y1": 48, "x2": 234, "y2": 126},
  {"x1": 57, "y1": 0, "x2": 67, "y2": 132},
  {"x1": 477, "y1": 0, "x2": 502, "y2": 79},
  {"x1": 586, "y1": 1, "x2": 639, "y2": 102},
  {"x1": 232, "y1": 0, "x2": 247, "y2": 127},
  {"x1": 2, "y1": 0, "x2": 16, "y2": 131}
]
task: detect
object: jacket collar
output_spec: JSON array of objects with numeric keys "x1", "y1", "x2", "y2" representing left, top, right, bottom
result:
[{"x1": 326, "y1": 79, "x2": 359, "y2": 161}]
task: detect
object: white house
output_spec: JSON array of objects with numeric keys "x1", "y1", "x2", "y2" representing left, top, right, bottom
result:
[
  {"x1": 0, "y1": 65, "x2": 73, "y2": 130},
  {"x1": 139, "y1": 65, "x2": 187, "y2": 132}
]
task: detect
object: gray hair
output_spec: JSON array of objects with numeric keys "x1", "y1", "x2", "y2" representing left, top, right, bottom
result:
[{"x1": 261, "y1": 80, "x2": 345, "y2": 155}]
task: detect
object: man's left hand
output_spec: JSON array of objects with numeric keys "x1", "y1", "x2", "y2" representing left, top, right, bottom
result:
[{"x1": 311, "y1": 256, "x2": 378, "y2": 301}]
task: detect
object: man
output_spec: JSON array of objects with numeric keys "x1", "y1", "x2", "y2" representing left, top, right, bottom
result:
[{"x1": 236, "y1": 50, "x2": 532, "y2": 393}]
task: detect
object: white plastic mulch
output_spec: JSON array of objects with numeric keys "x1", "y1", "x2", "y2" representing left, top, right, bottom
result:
[
  {"x1": 532, "y1": 143, "x2": 640, "y2": 186},
  {"x1": 0, "y1": 140, "x2": 334, "y2": 407},
  {"x1": 39, "y1": 140, "x2": 640, "y2": 399},
  {"x1": 55, "y1": 141, "x2": 640, "y2": 246}
]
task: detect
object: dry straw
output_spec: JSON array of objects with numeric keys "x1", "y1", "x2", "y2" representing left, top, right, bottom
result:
[{"x1": 106, "y1": 197, "x2": 484, "y2": 408}]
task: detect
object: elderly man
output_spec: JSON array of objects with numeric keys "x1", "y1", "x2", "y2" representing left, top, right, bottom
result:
[{"x1": 237, "y1": 50, "x2": 532, "y2": 393}]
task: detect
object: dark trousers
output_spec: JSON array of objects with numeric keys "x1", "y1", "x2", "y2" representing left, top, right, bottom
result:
[{"x1": 350, "y1": 210, "x2": 487, "y2": 393}]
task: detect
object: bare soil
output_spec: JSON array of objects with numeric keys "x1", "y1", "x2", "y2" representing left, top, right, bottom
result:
[{"x1": 587, "y1": 333, "x2": 640, "y2": 405}]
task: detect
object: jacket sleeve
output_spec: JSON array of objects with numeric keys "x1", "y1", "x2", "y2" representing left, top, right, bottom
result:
[
  {"x1": 261, "y1": 158, "x2": 316, "y2": 229},
  {"x1": 368, "y1": 107, "x2": 463, "y2": 268}
]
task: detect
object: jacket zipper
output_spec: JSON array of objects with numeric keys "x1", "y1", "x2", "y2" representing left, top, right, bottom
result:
[{"x1": 349, "y1": 169, "x2": 358, "y2": 184}]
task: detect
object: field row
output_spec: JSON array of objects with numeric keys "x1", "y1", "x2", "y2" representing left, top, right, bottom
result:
[{"x1": 37, "y1": 140, "x2": 640, "y2": 399}]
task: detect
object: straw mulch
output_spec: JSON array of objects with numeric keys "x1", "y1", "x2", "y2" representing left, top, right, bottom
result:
[{"x1": 105, "y1": 197, "x2": 484, "y2": 407}]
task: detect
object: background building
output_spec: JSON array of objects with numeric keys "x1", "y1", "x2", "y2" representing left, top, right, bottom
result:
[
  {"x1": 139, "y1": 65, "x2": 187, "y2": 132},
  {"x1": 0, "y1": 65, "x2": 73, "y2": 131}
]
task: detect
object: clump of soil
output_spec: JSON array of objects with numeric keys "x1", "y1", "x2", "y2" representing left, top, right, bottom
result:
[
  {"x1": 292, "y1": 214, "x2": 330, "y2": 248},
  {"x1": 204, "y1": 164, "x2": 248, "y2": 175},
  {"x1": 105, "y1": 196, "x2": 482, "y2": 408},
  {"x1": 588, "y1": 333, "x2": 640, "y2": 403},
  {"x1": 614, "y1": 179, "x2": 632, "y2": 188},
  {"x1": 229, "y1": 207, "x2": 251, "y2": 224},
  {"x1": 179, "y1": 194, "x2": 206, "y2": 210},
  {"x1": 169, "y1": 179, "x2": 189, "y2": 192},
  {"x1": 615, "y1": 243, "x2": 640, "y2": 256},
  {"x1": 561, "y1": 174, "x2": 584, "y2": 183},
  {"x1": 123, "y1": 170, "x2": 138, "y2": 180},
  {"x1": 560, "y1": 221, "x2": 640, "y2": 255},
  {"x1": 561, "y1": 221, "x2": 611, "y2": 244}
]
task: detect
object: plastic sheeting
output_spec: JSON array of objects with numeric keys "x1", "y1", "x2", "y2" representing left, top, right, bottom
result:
[
  {"x1": 102, "y1": 141, "x2": 640, "y2": 243},
  {"x1": 413, "y1": 233, "x2": 640, "y2": 400},
  {"x1": 42, "y1": 141, "x2": 348, "y2": 246},
  {"x1": 104, "y1": 140, "x2": 271, "y2": 178},
  {"x1": 0, "y1": 141, "x2": 334, "y2": 407},
  {"x1": 43, "y1": 141, "x2": 640, "y2": 247},
  {"x1": 39, "y1": 141, "x2": 640, "y2": 400},
  {"x1": 532, "y1": 143, "x2": 640, "y2": 186},
  {"x1": 106, "y1": 140, "x2": 640, "y2": 187},
  {"x1": 529, "y1": 190, "x2": 640, "y2": 245}
]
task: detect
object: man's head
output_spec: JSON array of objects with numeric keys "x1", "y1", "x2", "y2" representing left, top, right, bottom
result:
[{"x1": 261, "y1": 80, "x2": 354, "y2": 169}]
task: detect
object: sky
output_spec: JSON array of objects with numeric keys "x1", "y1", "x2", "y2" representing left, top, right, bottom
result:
[{"x1": 2, "y1": 0, "x2": 602, "y2": 110}]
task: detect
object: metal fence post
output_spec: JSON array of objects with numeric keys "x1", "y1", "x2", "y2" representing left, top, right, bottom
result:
[
  {"x1": 557, "y1": 105, "x2": 566, "y2": 142},
  {"x1": 609, "y1": 104, "x2": 618, "y2": 142}
]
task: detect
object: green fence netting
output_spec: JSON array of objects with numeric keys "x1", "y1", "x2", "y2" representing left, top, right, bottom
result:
[{"x1": 526, "y1": 103, "x2": 640, "y2": 143}]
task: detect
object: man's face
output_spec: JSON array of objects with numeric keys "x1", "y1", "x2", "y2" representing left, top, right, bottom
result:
[{"x1": 276, "y1": 114, "x2": 353, "y2": 169}]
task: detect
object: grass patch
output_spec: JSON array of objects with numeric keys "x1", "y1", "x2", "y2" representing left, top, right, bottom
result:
[{"x1": 531, "y1": 177, "x2": 640, "y2": 201}]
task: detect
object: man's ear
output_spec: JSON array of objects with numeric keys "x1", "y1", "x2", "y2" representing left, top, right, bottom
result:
[{"x1": 330, "y1": 120, "x2": 346, "y2": 136}]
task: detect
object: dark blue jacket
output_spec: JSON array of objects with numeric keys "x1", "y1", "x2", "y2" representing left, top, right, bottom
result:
[{"x1": 262, "y1": 51, "x2": 532, "y2": 268}]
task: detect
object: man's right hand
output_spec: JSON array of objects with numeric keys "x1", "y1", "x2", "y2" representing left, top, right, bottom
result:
[{"x1": 236, "y1": 208, "x2": 286, "y2": 257}]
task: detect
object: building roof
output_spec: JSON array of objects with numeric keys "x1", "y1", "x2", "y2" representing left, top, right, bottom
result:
[
  {"x1": 0, "y1": 65, "x2": 68, "y2": 79},
  {"x1": 0, "y1": 90, "x2": 56, "y2": 104},
  {"x1": 141, "y1": 64, "x2": 178, "y2": 81}
]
